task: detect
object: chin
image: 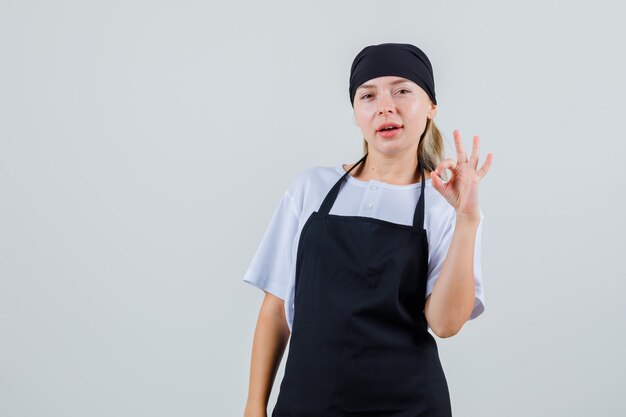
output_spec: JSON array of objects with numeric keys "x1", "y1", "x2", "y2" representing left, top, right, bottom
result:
[{"x1": 370, "y1": 140, "x2": 408, "y2": 155}]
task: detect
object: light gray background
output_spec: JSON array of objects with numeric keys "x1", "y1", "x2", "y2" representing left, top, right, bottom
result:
[{"x1": 1, "y1": 1, "x2": 624, "y2": 416}]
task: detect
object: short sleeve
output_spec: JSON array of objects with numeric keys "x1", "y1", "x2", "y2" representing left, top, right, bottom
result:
[
  {"x1": 426, "y1": 210, "x2": 486, "y2": 321},
  {"x1": 242, "y1": 190, "x2": 300, "y2": 301}
]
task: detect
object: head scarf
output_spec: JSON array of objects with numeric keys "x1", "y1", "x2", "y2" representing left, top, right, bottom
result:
[{"x1": 349, "y1": 43, "x2": 436, "y2": 107}]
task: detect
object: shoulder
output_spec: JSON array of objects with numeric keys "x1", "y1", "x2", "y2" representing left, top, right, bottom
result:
[{"x1": 284, "y1": 164, "x2": 342, "y2": 212}]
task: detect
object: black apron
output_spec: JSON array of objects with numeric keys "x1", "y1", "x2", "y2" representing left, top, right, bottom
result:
[{"x1": 272, "y1": 153, "x2": 452, "y2": 417}]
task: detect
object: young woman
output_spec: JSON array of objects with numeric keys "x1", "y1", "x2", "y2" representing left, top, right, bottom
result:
[{"x1": 243, "y1": 43, "x2": 493, "y2": 417}]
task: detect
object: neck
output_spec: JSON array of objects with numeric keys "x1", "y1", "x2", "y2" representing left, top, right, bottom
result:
[{"x1": 349, "y1": 150, "x2": 429, "y2": 185}]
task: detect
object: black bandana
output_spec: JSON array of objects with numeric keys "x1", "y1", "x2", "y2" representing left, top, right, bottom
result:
[{"x1": 349, "y1": 43, "x2": 436, "y2": 107}]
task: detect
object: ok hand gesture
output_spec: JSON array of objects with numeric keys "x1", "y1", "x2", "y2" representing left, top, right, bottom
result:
[{"x1": 430, "y1": 130, "x2": 493, "y2": 223}]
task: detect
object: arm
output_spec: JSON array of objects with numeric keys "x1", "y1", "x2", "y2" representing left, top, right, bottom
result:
[
  {"x1": 427, "y1": 130, "x2": 493, "y2": 338},
  {"x1": 244, "y1": 292, "x2": 291, "y2": 417},
  {"x1": 424, "y1": 214, "x2": 480, "y2": 338}
]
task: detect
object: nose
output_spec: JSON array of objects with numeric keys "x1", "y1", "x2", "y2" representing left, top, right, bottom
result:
[{"x1": 377, "y1": 92, "x2": 396, "y2": 115}]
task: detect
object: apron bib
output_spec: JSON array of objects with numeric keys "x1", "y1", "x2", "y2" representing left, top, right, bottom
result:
[{"x1": 272, "y1": 153, "x2": 452, "y2": 417}]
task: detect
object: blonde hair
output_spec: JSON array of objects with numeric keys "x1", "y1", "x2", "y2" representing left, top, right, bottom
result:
[{"x1": 361, "y1": 117, "x2": 446, "y2": 178}]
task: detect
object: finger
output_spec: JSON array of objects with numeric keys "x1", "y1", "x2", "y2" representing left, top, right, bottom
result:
[
  {"x1": 453, "y1": 130, "x2": 468, "y2": 164},
  {"x1": 434, "y1": 158, "x2": 457, "y2": 176},
  {"x1": 469, "y1": 135, "x2": 480, "y2": 168},
  {"x1": 477, "y1": 152, "x2": 494, "y2": 179}
]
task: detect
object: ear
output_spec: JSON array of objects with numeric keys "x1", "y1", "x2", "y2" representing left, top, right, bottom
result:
[{"x1": 428, "y1": 104, "x2": 438, "y2": 120}]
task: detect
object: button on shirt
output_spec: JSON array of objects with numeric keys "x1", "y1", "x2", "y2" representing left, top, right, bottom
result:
[{"x1": 243, "y1": 164, "x2": 486, "y2": 333}]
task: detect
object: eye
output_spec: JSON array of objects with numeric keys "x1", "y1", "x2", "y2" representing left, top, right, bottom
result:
[
  {"x1": 397, "y1": 89, "x2": 410, "y2": 94},
  {"x1": 360, "y1": 93, "x2": 373, "y2": 100}
]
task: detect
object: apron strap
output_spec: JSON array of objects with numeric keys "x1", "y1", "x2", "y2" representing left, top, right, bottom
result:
[
  {"x1": 412, "y1": 161, "x2": 426, "y2": 234},
  {"x1": 319, "y1": 153, "x2": 368, "y2": 216}
]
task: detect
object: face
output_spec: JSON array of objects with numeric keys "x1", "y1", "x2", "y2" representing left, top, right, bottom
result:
[{"x1": 353, "y1": 76, "x2": 437, "y2": 155}]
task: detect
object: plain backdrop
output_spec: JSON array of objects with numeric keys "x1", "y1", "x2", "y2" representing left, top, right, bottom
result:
[{"x1": 1, "y1": 1, "x2": 625, "y2": 416}]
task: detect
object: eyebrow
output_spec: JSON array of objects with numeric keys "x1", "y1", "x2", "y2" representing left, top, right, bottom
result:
[{"x1": 357, "y1": 79, "x2": 412, "y2": 91}]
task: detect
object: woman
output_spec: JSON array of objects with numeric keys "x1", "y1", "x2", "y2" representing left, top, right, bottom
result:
[{"x1": 243, "y1": 43, "x2": 493, "y2": 417}]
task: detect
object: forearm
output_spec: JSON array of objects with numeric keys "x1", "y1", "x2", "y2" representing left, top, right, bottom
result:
[
  {"x1": 244, "y1": 297, "x2": 291, "y2": 416},
  {"x1": 426, "y1": 214, "x2": 479, "y2": 337}
]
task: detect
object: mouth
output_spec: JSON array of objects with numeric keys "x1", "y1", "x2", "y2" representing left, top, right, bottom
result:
[
  {"x1": 376, "y1": 122, "x2": 404, "y2": 138},
  {"x1": 378, "y1": 126, "x2": 402, "y2": 132},
  {"x1": 377, "y1": 126, "x2": 403, "y2": 138},
  {"x1": 376, "y1": 123, "x2": 403, "y2": 132}
]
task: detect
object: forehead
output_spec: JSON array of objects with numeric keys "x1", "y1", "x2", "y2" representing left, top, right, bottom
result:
[{"x1": 356, "y1": 76, "x2": 415, "y2": 90}]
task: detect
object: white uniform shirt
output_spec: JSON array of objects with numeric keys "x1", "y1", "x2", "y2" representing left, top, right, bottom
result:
[{"x1": 243, "y1": 163, "x2": 486, "y2": 333}]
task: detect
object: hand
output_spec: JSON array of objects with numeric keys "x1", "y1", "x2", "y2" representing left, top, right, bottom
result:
[{"x1": 430, "y1": 130, "x2": 493, "y2": 222}]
